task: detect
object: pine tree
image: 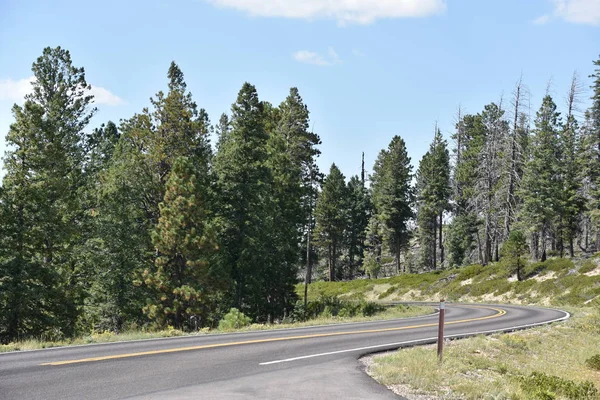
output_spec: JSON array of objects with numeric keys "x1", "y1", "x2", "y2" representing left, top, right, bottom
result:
[
  {"x1": 142, "y1": 157, "x2": 219, "y2": 329},
  {"x1": 314, "y1": 164, "x2": 348, "y2": 281},
  {"x1": 479, "y1": 102, "x2": 509, "y2": 263},
  {"x1": 587, "y1": 56, "x2": 600, "y2": 250},
  {"x1": 0, "y1": 47, "x2": 95, "y2": 340},
  {"x1": 371, "y1": 136, "x2": 413, "y2": 273},
  {"x1": 448, "y1": 113, "x2": 486, "y2": 265},
  {"x1": 214, "y1": 82, "x2": 291, "y2": 320},
  {"x1": 416, "y1": 130, "x2": 450, "y2": 270},
  {"x1": 558, "y1": 74, "x2": 585, "y2": 257},
  {"x1": 345, "y1": 175, "x2": 371, "y2": 279},
  {"x1": 520, "y1": 95, "x2": 562, "y2": 261}
]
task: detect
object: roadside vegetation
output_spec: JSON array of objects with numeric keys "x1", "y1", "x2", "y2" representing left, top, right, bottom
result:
[
  {"x1": 343, "y1": 255, "x2": 600, "y2": 399},
  {"x1": 366, "y1": 307, "x2": 600, "y2": 400},
  {"x1": 0, "y1": 302, "x2": 430, "y2": 353}
]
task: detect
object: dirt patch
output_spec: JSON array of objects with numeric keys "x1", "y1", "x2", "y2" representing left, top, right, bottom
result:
[
  {"x1": 365, "y1": 284, "x2": 392, "y2": 301},
  {"x1": 585, "y1": 267, "x2": 600, "y2": 277},
  {"x1": 533, "y1": 271, "x2": 557, "y2": 282},
  {"x1": 460, "y1": 278, "x2": 473, "y2": 286}
]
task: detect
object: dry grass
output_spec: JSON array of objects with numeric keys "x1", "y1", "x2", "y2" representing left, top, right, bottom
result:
[{"x1": 366, "y1": 307, "x2": 600, "y2": 399}]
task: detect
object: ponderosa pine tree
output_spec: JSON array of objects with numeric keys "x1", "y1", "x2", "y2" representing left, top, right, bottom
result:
[
  {"x1": 371, "y1": 136, "x2": 413, "y2": 273},
  {"x1": 314, "y1": 164, "x2": 348, "y2": 281},
  {"x1": 142, "y1": 157, "x2": 220, "y2": 330}
]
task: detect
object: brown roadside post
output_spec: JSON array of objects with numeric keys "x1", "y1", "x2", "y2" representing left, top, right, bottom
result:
[{"x1": 437, "y1": 298, "x2": 445, "y2": 361}]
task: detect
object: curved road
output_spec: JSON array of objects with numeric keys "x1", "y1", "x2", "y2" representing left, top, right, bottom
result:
[{"x1": 0, "y1": 304, "x2": 568, "y2": 400}]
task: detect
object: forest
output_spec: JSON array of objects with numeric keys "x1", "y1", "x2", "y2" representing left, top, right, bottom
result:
[{"x1": 0, "y1": 46, "x2": 599, "y2": 343}]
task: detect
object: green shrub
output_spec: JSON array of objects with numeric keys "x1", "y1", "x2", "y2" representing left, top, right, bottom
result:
[
  {"x1": 218, "y1": 308, "x2": 252, "y2": 330},
  {"x1": 586, "y1": 354, "x2": 600, "y2": 371},
  {"x1": 518, "y1": 372, "x2": 598, "y2": 400}
]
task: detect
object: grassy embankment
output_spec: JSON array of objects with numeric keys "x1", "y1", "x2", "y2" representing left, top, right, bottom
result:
[
  {"x1": 313, "y1": 256, "x2": 600, "y2": 399},
  {"x1": 0, "y1": 302, "x2": 430, "y2": 353}
]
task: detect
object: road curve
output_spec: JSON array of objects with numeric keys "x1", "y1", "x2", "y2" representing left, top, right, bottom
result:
[{"x1": 0, "y1": 303, "x2": 568, "y2": 400}]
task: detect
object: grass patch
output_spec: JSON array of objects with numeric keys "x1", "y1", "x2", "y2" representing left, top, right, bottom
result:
[{"x1": 366, "y1": 307, "x2": 600, "y2": 400}]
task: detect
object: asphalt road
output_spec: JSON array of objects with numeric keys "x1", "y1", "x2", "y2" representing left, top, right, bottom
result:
[{"x1": 0, "y1": 303, "x2": 568, "y2": 400}]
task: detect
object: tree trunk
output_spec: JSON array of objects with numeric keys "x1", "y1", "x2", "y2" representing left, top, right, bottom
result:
[
  {"x1": 439, "y1": 212, "x2": 444, "y2": 266},
  {"x1": 541, "y1": 227, "x2": 547, "y2": 262},
  {"x1": 328, "y1": 244, "x2": 335, "y2": 282},
  {"x1": 432, "y1": 217, "x2": 437, "y2": 270},
  {"x1": 395, "y1": 237, "x2": 400, "y2": 275}
]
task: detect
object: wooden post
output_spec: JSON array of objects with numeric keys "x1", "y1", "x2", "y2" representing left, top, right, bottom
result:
[{"x1": 437, "y1": 299, "x2": 445, "y2": 361}]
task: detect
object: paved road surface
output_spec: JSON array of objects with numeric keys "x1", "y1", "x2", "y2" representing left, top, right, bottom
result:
[{"x1": 0, "y1": 303, "x2": 568, "y2": 400}]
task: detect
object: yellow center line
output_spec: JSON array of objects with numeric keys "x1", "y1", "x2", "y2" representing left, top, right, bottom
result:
[{"x1": 41, "y1": 305, "x2": 506, "y2": 366}]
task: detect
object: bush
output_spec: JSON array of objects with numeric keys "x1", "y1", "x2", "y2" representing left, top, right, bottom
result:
[
  {"x1": 218, "y1": 308, "x2": 252, "y2": 330},
  {"x1": 518, "y1": 372, "x2": 598, "y2": 400},
  {"x1": 586, "y1": 354, "x2": 600, "y2": 371}
]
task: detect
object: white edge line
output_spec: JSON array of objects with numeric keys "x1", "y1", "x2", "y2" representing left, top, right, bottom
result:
[
  {"x1": 259, "y1": 309, "x2": 570, "y2": 366},
  {"x1": 0, "y1": 309, "x2": 439, "y2": 356}
]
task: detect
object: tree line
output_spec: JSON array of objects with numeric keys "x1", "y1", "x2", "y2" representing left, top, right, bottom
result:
[{"x1": 0, "y1": 47, "x2": 599, "y2": 343}]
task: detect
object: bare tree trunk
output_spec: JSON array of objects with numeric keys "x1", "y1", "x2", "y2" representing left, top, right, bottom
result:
[{"x1": 505, "y1": 77, "x2": 523, "y2": 236}]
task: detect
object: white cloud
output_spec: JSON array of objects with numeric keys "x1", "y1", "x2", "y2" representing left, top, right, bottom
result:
[
  {"x1": 0, "y1": 76, "x2": 35, "y2": 101},
  {"x1": 293, "y1": 47, "x2": 342, "y2": 66},
  {"x1": 0, "y1": 76, "x2": 125, "y2": 106},
  {"x1": 352, "y1": 49, "x2": 366, "y2": 57},
  {"x1": 89, "y1": 85, "x2": 126, "y2": 106},
  {"x1": 537, "y1": 0, "x2": 600, "y2": 25},
  {"x1": 533, "y1": 14, "x2": 551, "y2": 24},
  {"x1": 206, "y1": 0, "x2": 446, "y2": 25}
]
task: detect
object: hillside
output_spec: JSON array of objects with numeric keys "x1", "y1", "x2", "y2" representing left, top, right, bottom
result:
[{"x1": 301, "y1": 256, "x2": 600, "y2": 308}]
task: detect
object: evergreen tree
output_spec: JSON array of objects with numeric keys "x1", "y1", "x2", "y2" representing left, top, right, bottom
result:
[
  {"x1": 371, "y1": 136, "x2": 413, "y2": 273},
  {"x1": 520, "y1": 95, "x2": 562, "y2": 261},
  {"x1": 142, "y1": 157, "x2": 220, "y2": 329},
  {"x1": 314, "y1": 164, "x2": 348, "y2": 281},
  {"x1": 416, "y1": 130, "x2": 451, "y2": 270},
  {"x1": 0, "y1": 47, "x2": 95, "y2": 340},
  {"x1": 345, "y1": 175, "x2": 371, "y2": 279},
  {"x1": 501, "y1": 230, "x2": 528, "y2": 282},
  {"x1": 587, "y1": 56, "x2": 600, "y2": 250},
  {"x1": 214, "y1": 83, "x2": 294, "y2": 320},
  {"x1": 448, "y1": 114, "x2": 486, "y2": 265},
  {"x1": 478, "y1": 102, "x2": 509, "y2": 263}
]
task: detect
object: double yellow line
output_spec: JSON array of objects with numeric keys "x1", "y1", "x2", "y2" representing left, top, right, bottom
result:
[{"x1": 41, "y1": 305, "x2": 506, "y2": 366}]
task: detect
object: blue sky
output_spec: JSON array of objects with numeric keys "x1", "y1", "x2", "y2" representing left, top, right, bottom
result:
[{"x1": 0, "y1": 0, "x2": 598, "y2": 182}]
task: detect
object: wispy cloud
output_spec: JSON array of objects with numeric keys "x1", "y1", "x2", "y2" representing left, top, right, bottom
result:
[
  {"x1": 352, "y1": 49, "x2": 366, "y2": 57},
  {"x1": 0, "y1": 76, "x2": 126, "y2": 106},
  {"x1": 206, "y1": 0, "x2": 446, "y2": 25},
  {"x1": 535, "y1": 0, "x2": 600, "y2": 25},
  {"x1": 532, "y1": 14, "x2": 551, "y2": 24},
  {"x1": 293, "y1": 47, "x2": 342, "y2": 66}
]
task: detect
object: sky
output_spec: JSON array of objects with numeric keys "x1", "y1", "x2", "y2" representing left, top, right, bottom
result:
[{"x1": 0, "y1": 0, "x2": 599, "y2": 182}]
